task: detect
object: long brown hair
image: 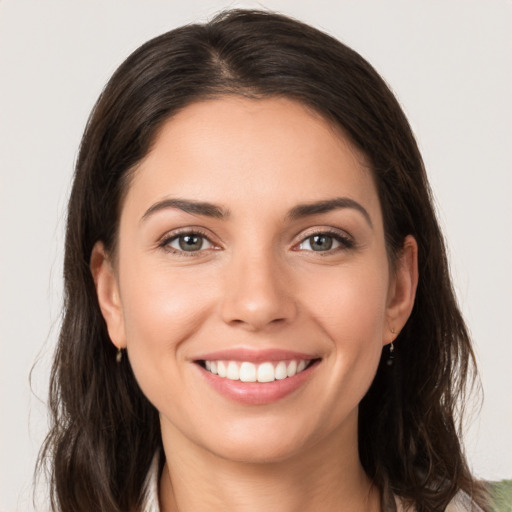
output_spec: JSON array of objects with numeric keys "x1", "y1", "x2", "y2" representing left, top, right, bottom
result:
[{"x1": 38, "y1": 9, "x2": 488, "y2": 511}]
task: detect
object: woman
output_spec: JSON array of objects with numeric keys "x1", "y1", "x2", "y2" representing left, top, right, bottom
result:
[{"x1": 38, "y1": 9, "x2": 489, "y2": 512}]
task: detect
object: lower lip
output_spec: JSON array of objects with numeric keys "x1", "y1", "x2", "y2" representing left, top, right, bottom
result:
[{"x1": 198, "y1": 361, "x2": 319, "y2": 405}]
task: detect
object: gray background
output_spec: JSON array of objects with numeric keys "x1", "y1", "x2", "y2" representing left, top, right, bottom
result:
[{"x1": 1, "y1": 1, "x2": 511, "y2": 510}]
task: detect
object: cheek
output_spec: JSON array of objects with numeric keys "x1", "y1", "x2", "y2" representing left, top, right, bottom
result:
[
  {"x1": 301, "y1": 262, "x2": 389, "y2": 414},
  {"x1": 299, "y1": 261, "x2": 390, "y2": 346},
  {"x1": 120, "y1": 256, "x2": 216, "y2": 345},
  {"x1": 118, "y1": 261, "x2": 216, "y2": 397}
]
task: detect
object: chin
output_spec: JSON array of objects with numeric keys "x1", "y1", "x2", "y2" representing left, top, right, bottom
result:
[
  {"x1": 196, "y1": 414, "x2": 321, "y2": 465},
  {"x1": 209, "y1": 436, "x2": 307, "y2": 465}
]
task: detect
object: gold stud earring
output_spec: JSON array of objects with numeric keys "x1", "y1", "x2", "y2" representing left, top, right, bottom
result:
[{"x1": 116, "y1": 347, "x2": 123, "y2": 364}]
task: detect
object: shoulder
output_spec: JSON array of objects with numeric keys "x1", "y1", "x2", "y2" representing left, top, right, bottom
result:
[
  {"x1": 488, "y1": 480, "x2": 512, "y2": 511},
  {"x1": 445, "y1": 491, "x2": 485, "y2": 512},
  {"x1": 395, "y1": 491, "x2": 485, "y2": 512}
]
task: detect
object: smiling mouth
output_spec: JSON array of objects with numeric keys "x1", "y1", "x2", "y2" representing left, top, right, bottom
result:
[{"x1": 197, "y1": 359, "x2": 319, "y2": 383}]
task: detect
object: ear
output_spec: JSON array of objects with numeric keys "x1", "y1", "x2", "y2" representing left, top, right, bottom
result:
[
  {"x1": 384, "y1": 235, "x2": 418, "y2": 345},
  {"x1": 90, "y1": 241, "x2": 126, "y2": 349}
]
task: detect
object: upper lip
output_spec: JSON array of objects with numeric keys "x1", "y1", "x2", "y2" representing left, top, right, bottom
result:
[{"x1": 193, "y1": 348, "x2": 319, "y2": 363}]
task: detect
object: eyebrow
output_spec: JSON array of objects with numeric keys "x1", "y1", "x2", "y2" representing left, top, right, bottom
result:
[
  {"x1": 287, "y1": 197, "x2": 373, "y2": 228},
  {"x1": 141, "y1": 198, "x2": 229, "y2": 222},
  {"x1": 140, "y1": 196, "x2": 372, "y2": 228}
]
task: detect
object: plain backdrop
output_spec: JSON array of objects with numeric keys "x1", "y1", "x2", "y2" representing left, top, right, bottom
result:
[{"x1": 0, "y1": 1, "x2": 511, "y2": 510}]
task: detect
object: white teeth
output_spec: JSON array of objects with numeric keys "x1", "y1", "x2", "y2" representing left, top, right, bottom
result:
[
  {"x1": 226, "y1": 361, "x2": 239, "y2": 380},
  {"x1": 239, "y1": 362, "x2": 257, "y2": 382},
  {"x1": 203, "y1": 359, "x2": 312, "y2": 382},
  {"x1": 257, "y1": 362, "x2": 275, "y2": 383},
  {"x1": 275, "y1": 361, "x2": 288, "y2": 380},
  {"x1": 217, "y1": 361, "x2": 227, "y2": 378},
  {"x1": 287, "y1": 360, "x2": 297, "y2": 377}
]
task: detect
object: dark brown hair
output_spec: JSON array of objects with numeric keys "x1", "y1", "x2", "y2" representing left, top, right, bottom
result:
[{"x1": 38, "y1": 9, "x2": 488, "y2": 511}]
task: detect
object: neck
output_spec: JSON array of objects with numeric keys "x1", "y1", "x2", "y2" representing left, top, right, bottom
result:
[{"x1": 159, "y1": 414, "x2": 380, "y2": 512}]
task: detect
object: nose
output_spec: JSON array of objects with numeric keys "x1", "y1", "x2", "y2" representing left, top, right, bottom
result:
[{"x1": 221, "y1": 249, "x2": 297, "y2": 331}]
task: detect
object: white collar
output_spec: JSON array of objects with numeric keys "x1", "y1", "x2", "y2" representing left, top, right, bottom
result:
[{"x1": 141, "y1": 452, "x2": 161, "y2": 511}]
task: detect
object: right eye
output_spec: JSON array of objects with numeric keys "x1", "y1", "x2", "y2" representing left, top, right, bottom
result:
[{"x1": 162, "y1": 232, "x2": 215, "y2": 254}]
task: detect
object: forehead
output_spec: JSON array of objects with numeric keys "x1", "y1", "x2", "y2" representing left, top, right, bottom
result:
[{"x1": 123, "y1": 96, "x2": 380, "y2": 222}]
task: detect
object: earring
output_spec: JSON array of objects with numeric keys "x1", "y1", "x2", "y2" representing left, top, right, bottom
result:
[
  {"x1": 386, "y1": 341, "x2": 395, "y2": 366},
  {"x1": 387, "y1": 327, "x2": 397, "y2": 367},
  {"x1": 116, "y1": 347, "x2": 123, "y2": 364}
]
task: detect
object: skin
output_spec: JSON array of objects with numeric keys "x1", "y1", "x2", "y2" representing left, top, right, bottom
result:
[{"x1": 92, "y1": 96, "x2": 418, "y2": 511}]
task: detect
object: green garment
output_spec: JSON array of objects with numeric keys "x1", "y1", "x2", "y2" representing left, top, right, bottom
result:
[{"x1": 489, "y1": 480, "x2": 512, "y2": 512}]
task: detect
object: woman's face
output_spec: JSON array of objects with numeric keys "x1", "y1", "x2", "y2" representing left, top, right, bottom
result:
[{"x1": 93, "y1": 96, "x2": 416, "y2": 463}]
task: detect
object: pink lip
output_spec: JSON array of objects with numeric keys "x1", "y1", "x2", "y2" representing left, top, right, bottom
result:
[
  {"x1": 196, "y1": 358, "x2": 320, "y2": 405},
  {"x1": 193, "y1": 348, "x2": 316, "y2": 363}
]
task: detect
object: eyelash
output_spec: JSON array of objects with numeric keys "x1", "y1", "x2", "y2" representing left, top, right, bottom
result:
[
  {"x1": 158, "y1": 228, "x2": 354, "y2": 256},
  {"x1": 158, "y1": 229, "x2": 218, "y2": 256}
]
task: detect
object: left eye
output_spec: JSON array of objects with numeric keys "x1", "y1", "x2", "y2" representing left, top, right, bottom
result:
[
  {"x1": 298, "y1": 234, "x2": 344, "y2": 252},
  {"x1": 166, "y1": 233, "x2": 213, "y2": 252}
]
